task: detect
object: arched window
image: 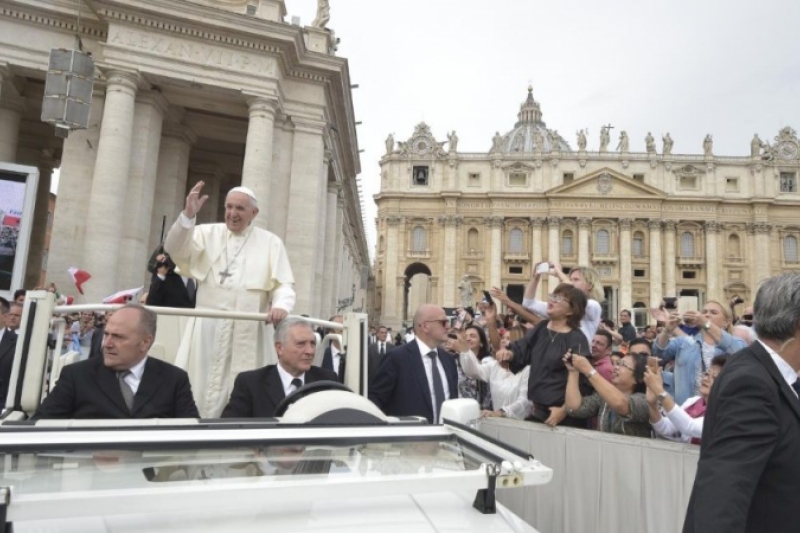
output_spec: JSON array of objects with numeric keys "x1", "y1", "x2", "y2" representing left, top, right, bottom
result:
[
  {"x1": 595, "y1": 229, "x2": 610, "y2": 254},
  {"x1": 785, "y1": 235, "x2": 799, "y2": 263},
  {"x1": 562, "y1": 230, "x2": 574, "y2": 256},
  {"x1": 681, "y1": 232, "x2": 695, "y2": 257},
  {"x1": 467, "y1": 228, "x2": 479, "y2": 251},
  {"x1": 411, "y1": 226, "x2": 426, "y2": 252},
  {"x1": 632, "y1": 231, "x2": 645, "y2": 257},
  {"x1": 727, "y1": 234, "x2": 741, "y2": 258},
  {"x1": 379, "y1": 235, "x2": 385, "y2": 253},
  {"x1": 509, "y1": 228, "x2": 524, "y2": 253}
]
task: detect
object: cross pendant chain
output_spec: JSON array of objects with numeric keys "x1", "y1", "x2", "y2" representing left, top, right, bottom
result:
[
  {"x1": 221, "y1": 230, "x2": 253, "y2": 285},
  {"x1": 219, "y1": 269, "x2": 232, "y2": 284}
]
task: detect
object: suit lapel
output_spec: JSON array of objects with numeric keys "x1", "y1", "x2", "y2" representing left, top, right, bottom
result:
[
  {"x1": 91, "y1": 359, "x2": 130, "y2": 414},
  {"x1": 264, "y1": 366, "x2": 286, "y2": 409},
  {"x1": 0, "y1": 331, "x2": 16, "y2": 363},
  {"x1": 751, "y1": 342, "x2": 800, "y2": 421},
  {"x1": 437, "y1": 347, "x2": 458, "y2": 398},
  {"x1": 131, "y1": 358, "x2": 164, "y2": 416},
  {"x1": 407, "y1": 342, "x2": 433, "y2": 412}
]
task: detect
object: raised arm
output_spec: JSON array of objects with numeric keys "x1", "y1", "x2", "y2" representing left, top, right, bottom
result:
[
  {"x1": 570, "y1": 354, "x2": 633, "y2": 416},
  {"x1": 489, "y1": 287, "x2": 541, "y2": 326}
]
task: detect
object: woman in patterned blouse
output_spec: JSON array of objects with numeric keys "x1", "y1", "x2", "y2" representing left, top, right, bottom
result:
[{"x1": 563, "y1": 338, "x2": 653, "y2": 438}]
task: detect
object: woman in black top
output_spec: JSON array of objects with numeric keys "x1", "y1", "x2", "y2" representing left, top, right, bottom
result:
[{"x1": 497, "y1": 283, "x2": 591, "y2": 427}]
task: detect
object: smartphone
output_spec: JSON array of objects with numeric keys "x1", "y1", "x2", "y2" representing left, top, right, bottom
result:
[
  {"x1": 647, "y1": 356, "x2": 660, "y2": 373},
  {"x1": 482, "y1": 290, "x2": 494, "y2": 305},
  {"x1": 663, "y1": 297, "x2": 677, "y2": 310},
  {"x1": 536, "y1": 262, "x2": 550, "y2": 275},
  {"x1": 454, "y1": 310, "x2": 466, "y2": 330}
]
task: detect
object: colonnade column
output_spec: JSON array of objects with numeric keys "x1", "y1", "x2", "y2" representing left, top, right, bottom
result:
[
  {"x1": 24, "y1": 152, "x2": 55, "y2": 288},
  {"x1": 440, "y1": 215, "x2": 459, "y2": 307},
  {"x1": 241, "y1": 96, "x2": 277, "y2": 230},
  {"x1": 649, "y1": 219, "x2": 663, "y2": 308},
  {"x1": 663, "y1": 221, "x2": 677, "y2": 298},
  {"x1": 312, "y1": 151, "x2": 332, "y2": 317},
  {"x1": 82, "y1": 70, "x2": 139, "y2": 302},
  {"x1": 530, "y1": 217, "x2": 544, "y2": 300},
  {"x1": 704, "y1": 221, "x2": 720, "y2": 302},
  {"x1": 577, "y1": 217, "x2": 591, "y2": 266},
  {"x1": 0, "y1": 63, "x2": 7, "y2": 101},
  {"x1": 331, "y1": 193, "x2": 345, "y2": 315},
  {"x1": 754, "y1": 223, "x2": 772, "y2": 286},
  {"x1": 487, "y1": 216, "x2": 503, "y2": 291},
  {"x1": 320, "y1": 182, "x2": 340, "y2": 317},
  {"x1": 148, "y1": 123, "x2": 195, "y2": 255},
  {"x1": 746, "y1": 224, "x2": 758, "y2": 294},
  {"x1": 47, "y1": 90, "x2": 105, "y2": 295},
  {"x1": 119, "y1": 91, "x2": 167, "y2": 289},
  {"x1": 383, "y1": 216, "x2": 402, "y2": 329},
  {"x1": 546, "y1": 217, "x2": 561, "y2": 295},
  {"x1": 284, "y1": 119, "x2": 326, "y2": 314},
  {"x1": 618, "y1": 218, "x2": 633, "y2": 311},
  {"x1": 0, "y1": 92, "x2": 24, "y2": 162}
]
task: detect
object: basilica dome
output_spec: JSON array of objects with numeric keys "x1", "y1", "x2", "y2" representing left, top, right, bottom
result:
[{"x1": 494, "y1": 87, "x2": 571, "y2": 154}]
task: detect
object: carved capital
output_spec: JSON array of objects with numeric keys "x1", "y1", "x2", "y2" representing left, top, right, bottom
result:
[
  {"x1": 438, "y1": 215, "x2": 462, "y2": 227},
  {"x1": 546, "y1": 216, "x2": 562, "y2": 227},
  {"x1": 749, "y1": 163, "x2": 763, "y2": 175},
  {"x1": 386, "y1": 215, "x2": 403, "y2": 226},
  {"x1": 663, "y1": 220, "x2": 677, "y2": 232},
  {"x1": 754, "y1": 222, "x2": 772, "y2": 234},
  {"x1": 745, "y1": 223, "x2": 756, "y2": 235},
  {"x1": 648, "y1": 219, "x2": 662, "y2": 231},
  {"x1": 530, "y1": 217, "x2": 546, "y2": 228},
  {"x1": 484, "y1": 216, "x2": 504, "y2": 228},
  {"x1": 577, "y1": 217, "x2": 592, "y2": 228},
  {"x1": 704, "y1": 221, "x2": 720, "y2": 233},
  {"x1": 618, "y1": 218, "x2": 634, "y2": 230}
]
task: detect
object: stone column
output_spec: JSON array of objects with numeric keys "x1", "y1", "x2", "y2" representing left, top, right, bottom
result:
[
  {"x1": 118, "y1": 92, "x2": 167, "y2": 289},
  {"x1": 320, "y1": 181, "x2": 340, "y2": 317},
  {"x1": 648, "y1": 219, "x2": 663, "y2": 308},
  {"x1": 47, "y1": 91, "x2": 105, "y2": 296},
  {"x1": 332, "y1": 193, "x2": 345, "y2": 314},
  {"x1": 0, "y1": 93, "x2": 24, "y2": 162},
  {"x1": 487, "y1": 216, "x2": 504, "y2": 290},
  {"x1": 269, "y1": 118, "x2": 293, "y2": 240},
  {"x1": 547, "y1": 216, "x2": 561, "y2": 265},
  {"x1": 704, "y1": 221, "x2": 720, "y2": 302},
  {"x1": 754, "y1": 223, "x2": 771, "y2": 286},
  {"x1": 24, "y1": 153, "x2": 55, "y2": 288},
  {"x1": 618, "y1": 218, "x2": 633, "y2": 311},
  {"x1": 82, "y1": 70, "x2": 139, "y2": 301},
  {"x1": 439, "y1": 215, "x2": 460, "y2": 307},
  {"x1": 241, "y1": 96, "x2": 277, "y2": 230},
  {"x1": 312, "y1": 151, "x2": 332, "y2": 317},
  {"x1": 148, "y1": 123, "x2": 195, "y2": 254},
  {"x1": 284, "y1": 119, "x2": 326, "y2": 314},
  {"x1": 0, "y1": 63, "x2": 7, "y2": 101},
  {"x1": 577, "y1": 217, "x2": 591, "y2": 266},
  {"x1": 531, "y1": 217, "x2": 545, "y2": 300},
  {"x1": 383, "y1": 216, "x2": 402, "y2": 327},
  {"x1": 745, "y1": 224, "x2": 757, "y2": 293},
  {"x1": 663, "y1": 221, "x2": 677, "y2": 298}
]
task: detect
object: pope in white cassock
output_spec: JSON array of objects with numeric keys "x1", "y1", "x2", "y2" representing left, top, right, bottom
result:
[{"x1": 165, "y1": 182, "x2": 295, "y2": 418}]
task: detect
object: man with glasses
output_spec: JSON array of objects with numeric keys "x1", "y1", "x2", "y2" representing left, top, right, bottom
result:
[{"x1": 369, "y1": 304, "x2": 457, "y2": 423}]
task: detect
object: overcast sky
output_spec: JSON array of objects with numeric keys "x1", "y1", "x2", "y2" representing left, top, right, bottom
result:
[{"x1": 287, "y1": 0, "x2": 800, "y2": 259}]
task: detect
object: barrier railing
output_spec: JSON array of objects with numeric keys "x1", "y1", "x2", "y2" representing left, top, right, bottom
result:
[{"x1": 480, "y1": 418, "x2": 699, "y2": 533}]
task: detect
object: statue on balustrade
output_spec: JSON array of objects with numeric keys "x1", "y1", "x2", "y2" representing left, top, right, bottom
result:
[
  {"x1": 448, "y1": 131, "x2": 459, "y2": 153},
  {"x1": 576, "y1": 129, "x2": 587, "y2": 150},
  {"x1": 703, "y1": 134, "x2": 713, "y2": 156},
  {"x1": 645, "y1": 132, "x2": 656, "y2": 154},
  {"x1": 617, "y1": 130, "x2": 629, "y2": 153},
  {"x1": 662, "y1": 133, "x2": 674, "y2": 156},
  {"x1": 312, "y1": 0, "x2": 330, "y2": 29},
  {"x1": 385, "y1": 134, "x2": 395, "y2": 155},
  {"x1": 599, "y1": 126, "x2": 610, "y2": 152},
  {"x1": 490, "y1": 131, "x2": 503, "y2": 153}
]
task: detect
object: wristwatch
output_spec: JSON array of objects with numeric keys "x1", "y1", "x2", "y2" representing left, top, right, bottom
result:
[
  {"x1": 585, "y1": 369, "x2": 598, "y2": 379},
  {"x1": 703, "y1": 321, "x2": 712, "y2": 331},
  {"x1": 656, "y1": 391, "x2": 669, "y2": 406}
]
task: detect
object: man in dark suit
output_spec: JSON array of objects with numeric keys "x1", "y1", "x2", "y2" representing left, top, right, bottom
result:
[
  {"x1": 33, "y1": 304, "x2": 199, "y2": 420},
  {"x1": 0, "y1": 297, "x2": 18, "y2": 406},
  {"x1": 369, "y1": 304, "x2": 457, "y2": 423},
  {"x1": 222, "y1": 317, "x2": 337, "y2": 418},
  {"x1": 146, "y1": 252, "x2": 195, "y2": 308},
  {"x1": 321, "y1": 315, "x2": 345, "y2": 382},
  {"x1": 367, "y1": 325, "x2": 394, "y2": 384},
  {"x1": 684, "y1": 272, "x2": 800, "y2": 533}
]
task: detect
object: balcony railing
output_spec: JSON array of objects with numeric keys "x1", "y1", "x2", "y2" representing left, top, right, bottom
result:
[
  {"x1": 592, "y1": 253, "x2": 618, "y2": 264},
  {"x1": 724, "y1": 256, "x2": 745, "y2": 264},
  {"x1": 462, "y1": 251, "x2": 484, "y2": 260},
  {"x1": 504, "y1": 252, "x2": 530, "y2": 263},
  {"x1": 406, "y1": 249, "x2": 431, "y2": 259},
  {"x1": 677, "y1": 255, "x2": 705, "y2": 266}
]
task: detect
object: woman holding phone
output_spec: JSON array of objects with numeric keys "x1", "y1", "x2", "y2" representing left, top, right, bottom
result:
[{"x1": 522, "y1": 261, "x2": 604, "y2": 345}]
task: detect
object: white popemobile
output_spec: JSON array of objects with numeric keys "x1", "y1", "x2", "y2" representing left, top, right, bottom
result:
[{"x1": 0, "y1": 291, "x2": 552, "y2": 532}]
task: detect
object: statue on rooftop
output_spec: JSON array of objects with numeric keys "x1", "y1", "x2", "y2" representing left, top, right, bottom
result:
[
  {"x1": 662, "y1": 133, "x2": 674, "y2": 156},
  {"x1": 311, "y1": 0, "x2": 330, "y2": 29},
  {"x1": 448, "y1": 131, "x2": 459, "y2": 154},
  {"x1": 617, "y1": 130, "x2": 629, "y2": 153},
  {"x1": 385, "y1": 134, "x2": 395, "y2": 155},
  {"x1": 703, "y1": 134, "x2": 713, "y2": 156},
  {"x1": 576, "y1": 129, "x2": 587, "y2": 151},
  {"x1": 645, "y1": 132, "x2": 656, "y2": 154},
  {"x1": 599, "y1": 126, "x2": 610, "y2": 153},
  {"x1": 751, "y1": 134, "x2": 762, "y2": 157},
  {"x1": 490, "y1": 131, "x2": 503, "y2": 153}
]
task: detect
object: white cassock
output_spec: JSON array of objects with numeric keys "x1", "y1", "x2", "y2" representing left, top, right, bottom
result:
[{"x1": 164, "y1": 214, "x2": 295, "y2": 418}]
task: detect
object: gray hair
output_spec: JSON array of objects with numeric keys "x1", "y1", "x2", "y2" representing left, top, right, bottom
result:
[
  {"x1": 274, "y1": 317, "x2": 313, "y2": 345},
  {"x1": 120, "y1": 303, "x2": 157, "y2": 339},
  {"x1": 753, "y1": 272, "x2": 800, "y2": 342}
]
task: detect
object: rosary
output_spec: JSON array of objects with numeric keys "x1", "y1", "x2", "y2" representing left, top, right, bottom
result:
[{"x1": 219, "y1": 230, "x2": 252, "y2": 284}]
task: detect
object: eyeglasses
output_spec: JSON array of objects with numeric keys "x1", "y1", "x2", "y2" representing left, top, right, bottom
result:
[
  {"x1": 701, "y1": 371, "x2": 721, "y2": 380},
  {"x1": 425, "y1": 319, "x2": 448, "y2": 327},
  {"x1": 547, "y1": 293, "x2": 568, "y2": 304},
  {"x1": 613, "y1": 360, "x2": 636, "y2": 372},
  {"x1": 742, "y1": 315, "x2": 753, "y2": 321},
  {"x1": 629, "y1": 351, "x2": 651, "y2": 357}
]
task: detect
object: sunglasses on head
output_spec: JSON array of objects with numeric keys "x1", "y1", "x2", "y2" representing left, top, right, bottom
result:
[{"x1": 742, "y1": 314, "x2": 753, "y2": 321}]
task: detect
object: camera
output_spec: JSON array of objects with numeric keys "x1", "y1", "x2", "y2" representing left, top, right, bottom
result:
[{"x1": 731, "y1": 295, "x2": 744, "y2": 305}]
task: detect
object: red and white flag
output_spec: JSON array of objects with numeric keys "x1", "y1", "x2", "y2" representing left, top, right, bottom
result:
[
  {"x1": 103, "y1": 287, "x2": 143, "y2": 304},
  {"x1": 67, "y1": 267, "x2": 92, "y2": 295}
]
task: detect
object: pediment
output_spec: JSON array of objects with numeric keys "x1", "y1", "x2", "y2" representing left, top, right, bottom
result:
[
  {"x1": 547, "y1": 169, "x2": 666, "y2": 198},
  {"x1": 501, "y1": 161, "x2": 538, "y2": 172}
]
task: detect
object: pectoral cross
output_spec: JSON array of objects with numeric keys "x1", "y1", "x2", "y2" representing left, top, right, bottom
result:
[{"x1": 219, "y1": 269, "x2": 232, "y2": 284}]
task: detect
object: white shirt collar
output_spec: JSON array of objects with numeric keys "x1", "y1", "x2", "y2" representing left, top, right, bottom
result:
[
  {"x1": 331, "y1": 344, "x2": 341, "y2": 358},
  {"x1": 276, "y1": 361, "x2": 304, "y2": 394},
  {"x1": 128, "y1": 356, "x2": 148, "y2": 381},
  {"x1": 415, "y1": 337, "x2": 435, "y2": 357},
  {"x1": 758, "y1": 340, "x2": 798, "y2": 393}
]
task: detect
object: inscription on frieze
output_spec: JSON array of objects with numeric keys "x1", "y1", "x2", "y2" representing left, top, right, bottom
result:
[
  {"x1": 109, "y1": 27, "x2": 277, "y2": 76},
  {"x1": 550, "y1": 201, "x2": 661, "y2": 211},
  {"x1": 662, "y1": 204, "x2": 717, "y2": 213}
]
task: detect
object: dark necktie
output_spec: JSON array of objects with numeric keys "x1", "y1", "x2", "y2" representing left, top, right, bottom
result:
[
  {"x1": 186, "y1": 278, "x2": 197, "y2": 301},
  {"x1": 791, "y1": 380, "x2": 800, "y2": 401},
  {"x1": 379, "y1": 343, "x2": 385, "y2": 356},
  {"x1": 427, "y1": 351, "x2": 445, "y2": 423},
  {"x1": 117, "y1": 371, "x2": 135, "y2": 411},
  {"x1": 290, "y1": 378, "x2": 303, "y2": 393},
  {"x1": 338, "y1": 354, "x2": 346, "y2": 382}
]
